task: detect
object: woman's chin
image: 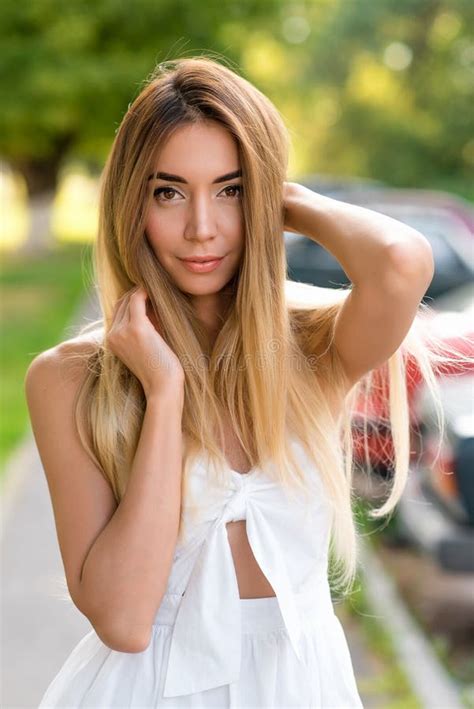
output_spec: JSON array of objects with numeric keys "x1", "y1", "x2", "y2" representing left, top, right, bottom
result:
[
  {"x1": 175, "y1": 279, "x2": 226, "y2": 297},
  {"x1": 174, "y1": 271, "x2": 239, "y2": 296}
]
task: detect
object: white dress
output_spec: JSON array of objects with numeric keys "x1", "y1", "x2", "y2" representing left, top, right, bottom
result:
[{"x1": 39, "y1": 436, "x2": 364, "y2": 708}]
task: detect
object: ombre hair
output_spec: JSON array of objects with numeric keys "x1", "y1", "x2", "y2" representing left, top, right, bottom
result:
[{"x1": 63, "y1": 55, "x2": 472, "y2": 596}]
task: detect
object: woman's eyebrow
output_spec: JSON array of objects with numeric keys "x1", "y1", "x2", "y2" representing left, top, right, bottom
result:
[{"x1": 146, "y1": 169, "x2": 242, "y2": 184}]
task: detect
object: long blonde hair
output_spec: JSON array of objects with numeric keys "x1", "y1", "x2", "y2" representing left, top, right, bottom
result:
[{"x1": 65, "y1": 55, "x2": 472, "y2": 596}]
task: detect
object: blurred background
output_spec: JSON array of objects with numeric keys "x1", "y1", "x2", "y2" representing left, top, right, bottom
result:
[{"x1": 1, "y1": 1, "x2": 473, "y2": 707}]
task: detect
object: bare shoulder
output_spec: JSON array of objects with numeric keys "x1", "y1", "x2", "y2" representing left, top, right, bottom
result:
[
  {"x1": 25, "y1": 329, "x2": 103, "y2": 395},
  {"x1": 23, "y1": 328, "x2": 106, "y2": 473}
]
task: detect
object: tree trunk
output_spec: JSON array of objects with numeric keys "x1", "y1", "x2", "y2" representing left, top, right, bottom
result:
[
  {"x1": 12, "y1": 135, "x2": 74, "y2": 253},
  {"x1": 20, "y1": 190, "x2": 57, "y2": 253}
]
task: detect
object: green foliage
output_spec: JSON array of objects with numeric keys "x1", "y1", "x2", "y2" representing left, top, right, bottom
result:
[
  {"x1": 0, "y1": 243, "x2": 92, "y2": 470},
  {"x1": 1, "y1": 0, "x2": 472, "y2": 192},
  {"x1": 299, "y1": 0, "x2": 474, "y2": 187},
  {"x1": 0, "y1": 0, "x2": 272, "y2": 166}
]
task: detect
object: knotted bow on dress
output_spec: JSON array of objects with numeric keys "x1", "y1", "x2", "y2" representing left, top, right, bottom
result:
[{"x1": 161, "y1": 444, "x2": 334, "y2": 699}]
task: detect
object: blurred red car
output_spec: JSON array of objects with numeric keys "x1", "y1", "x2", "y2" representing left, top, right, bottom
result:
[
  {"x1": 352, "y1": 283, "x2": 474, "y2": 571},
  {"x1": 351, "y1": 285, "x2": 474, "y2": 477}
]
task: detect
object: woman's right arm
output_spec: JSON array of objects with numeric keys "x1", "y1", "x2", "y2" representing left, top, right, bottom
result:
[
  {"x1": 80, "y1": 382, "x2": 185, "y2": 653},
  {"x1": 25, "y1": 287, "x2": 186, "y2": 654},
  {"x1": 25, "y1": 345, "x2": 184, "y2": 654}
]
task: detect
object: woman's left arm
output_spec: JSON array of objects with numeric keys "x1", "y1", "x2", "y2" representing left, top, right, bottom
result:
[{"x1": 283, "y1": 181, "x2": 435, "y2": 391}]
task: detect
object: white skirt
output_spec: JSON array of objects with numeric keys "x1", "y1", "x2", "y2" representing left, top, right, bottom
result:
[{"x1": 39, "y1": 591, "x2": 364, "y2": 708}]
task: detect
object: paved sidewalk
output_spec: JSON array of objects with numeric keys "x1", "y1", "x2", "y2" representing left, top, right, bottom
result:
[
  {"x1": 1, "y1": 433, "x2": 94, "y2": 708},
  {"x1": 1, "y1": 291, "x2": 101, "y2": 709}
]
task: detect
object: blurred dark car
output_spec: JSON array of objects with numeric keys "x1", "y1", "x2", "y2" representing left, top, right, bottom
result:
[
  {"x1": 396, "y1": 285, "x2": 474, "y2": 572},
  {"x1": 289, "y1": 173, "x2": 386, "y2": 199},
  {"x1": 349, "y1": 187, "x2": 474, "y2": 233},
  {"x1": 285, "y1": 186, "x2": 474, "y2": 302}
]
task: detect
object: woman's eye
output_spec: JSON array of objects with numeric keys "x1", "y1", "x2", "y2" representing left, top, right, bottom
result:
[
  {"x1": 222, "y1": 185, "x2": 243, "y2": 198},
  {"x1": 153, "y1": 187, "x2": 179, "y2": 201}
]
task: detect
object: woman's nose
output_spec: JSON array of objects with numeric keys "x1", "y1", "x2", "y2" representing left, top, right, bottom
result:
[{"x1": 185, "y1": 195, "x2": 217, "y2": 240}]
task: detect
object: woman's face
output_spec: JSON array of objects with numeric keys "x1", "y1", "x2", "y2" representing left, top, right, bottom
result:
[{"x1": 145, "y1": 121, "x2": 245, "y2": 298}]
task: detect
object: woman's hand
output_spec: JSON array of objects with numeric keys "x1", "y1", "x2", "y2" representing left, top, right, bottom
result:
[{"x1": 105, "y1": 285, "x2": 185, "y2": 399}]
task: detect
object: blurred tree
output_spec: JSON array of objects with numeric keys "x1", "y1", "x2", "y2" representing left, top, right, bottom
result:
[
  {"x1": 0, "y1": 0, "x2": 274, "y2": 248},
  {"x1": 302, "y1": 0, "x2": 474, "y2": 189},
  {"x1": 1, "y1": 0, "x2": 472, "y2": 249}
]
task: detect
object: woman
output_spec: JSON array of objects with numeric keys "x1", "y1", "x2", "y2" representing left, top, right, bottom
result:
[{"x1": 25, "y1": 55, "x2": 462, "y2": 707}]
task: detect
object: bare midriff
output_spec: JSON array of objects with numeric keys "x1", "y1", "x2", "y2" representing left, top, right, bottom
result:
[
  {"x1": 225, "y1": 519, "x2": 276, "y2": 598},
  {"x1": 217, "y1": 408, "x2": 276, "y2": 599}
]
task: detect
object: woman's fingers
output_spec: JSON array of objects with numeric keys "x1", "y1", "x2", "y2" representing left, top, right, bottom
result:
[
  {"x1": 111, "y1": 291, "x2": 132, "y2": 327},
  {"x1": 128, "y1": 286, "x2": 147, "y2": 323},
  {"x1": 105, "y1": 284, "x2": 183, "y2": 395},
  {"x1": 129, "y1": 286, "x2": 161, "y2": 334},
  {"x1": 110, "y1": 285, "x2": 150, "y2": 330}
]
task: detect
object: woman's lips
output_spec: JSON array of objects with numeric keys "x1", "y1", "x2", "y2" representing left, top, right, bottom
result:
[{"x1": 179, "y1": 257, "x2": 224, "y2": 273}]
